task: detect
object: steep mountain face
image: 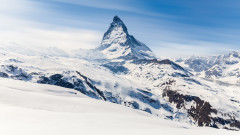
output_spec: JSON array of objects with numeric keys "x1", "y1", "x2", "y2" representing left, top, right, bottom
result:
[
  {"x1": 96, "y1": 16, "x2": 155, "y2": 60},
  {"x1": 0, "y1": 16, "x2": 240, "y2": 130}
]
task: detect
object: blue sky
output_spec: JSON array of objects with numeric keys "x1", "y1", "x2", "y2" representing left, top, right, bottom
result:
[{"x1": 1, "y1": 0, "x2": 240, "y2": 57}]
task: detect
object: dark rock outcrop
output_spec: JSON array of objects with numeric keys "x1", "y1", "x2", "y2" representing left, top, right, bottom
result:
[{"x1": 162, "y1": 86, "x2": 240, "y2": 130}]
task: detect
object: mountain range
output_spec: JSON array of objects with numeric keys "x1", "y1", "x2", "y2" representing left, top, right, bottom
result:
[{"x1": 0, "y1": 16, "x2": 240, "y2": 131}]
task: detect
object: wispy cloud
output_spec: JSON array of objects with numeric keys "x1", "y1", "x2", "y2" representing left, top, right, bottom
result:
[
  {"x1": 50, "y1": 0, "x2": 174, "y2": 18},
  {"x1": 0, "y1": 16, "x2": 102, "y2": 52},
  {"x1": 0, "y1": 0, "x2": 103, "y2": 52},
  {"x1": 51, "y1": 0, "x2": 136, "y2": 12}
]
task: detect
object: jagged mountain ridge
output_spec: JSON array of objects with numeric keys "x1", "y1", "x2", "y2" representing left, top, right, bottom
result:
[{"x1": 176, "y1": 51, "x2": 240, "y2": 85}]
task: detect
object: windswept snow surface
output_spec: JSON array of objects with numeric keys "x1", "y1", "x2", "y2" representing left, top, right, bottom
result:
[{"x1": 0, "y1": 78, "x2": 236, "y2": 135}]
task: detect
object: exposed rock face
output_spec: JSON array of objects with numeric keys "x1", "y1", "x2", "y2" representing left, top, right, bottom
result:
[
  {"x1": 0, "y1": 65, "x2": 31, "y2": 80},
  {"x1": 162, "y1": 84, "x2": 240, "y2": 130},
  {"x1": 163, "y1": 87, "x2": 217, "y2": 126},
  {"x1": 76, "y1": 71, "x2": 106, "y2": 101},
  {"x1": 96, "y1": 16, "x2": 155, "y2": 60}
]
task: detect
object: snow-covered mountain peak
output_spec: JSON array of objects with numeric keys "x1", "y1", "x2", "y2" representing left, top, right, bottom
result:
[
  {"x1": 227, "y1": 51, "x2": 240, "y2": 58},
  {"x1": 113, "y1": 15, "x2": 123, "y2": 22},
  {"x1": 111, "y1": 15, "x2": 128, "y2": 34},
  {"x1": 97, "y1": 16, "x2": 155, "y2": 60}
]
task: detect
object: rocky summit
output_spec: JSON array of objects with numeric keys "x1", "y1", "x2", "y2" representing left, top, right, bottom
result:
[{"x1": 97, "y1": 16, "x2": 155, "y2": 60}]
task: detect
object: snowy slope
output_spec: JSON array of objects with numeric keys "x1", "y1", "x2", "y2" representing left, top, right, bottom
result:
[
  {"x1": 0, "y1": 48, "x2": 239, "y2": 130},
  {"x1": 0, "y1": 78, "x2": 236, "y2": 135}
]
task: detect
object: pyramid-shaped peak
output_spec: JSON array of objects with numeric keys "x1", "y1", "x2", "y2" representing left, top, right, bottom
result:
[
  {"x1": 113, "y1": 16, "x2": 123, "y2": 23},
  {"x1": 106, "y1": 15, "x2": 129, "y2": 36},
  {"x1": 97, "y1": 16, "x2": 156, "y2": 60},
  {"x1": 111, "y1": 16, "x2": 126, "y2": 30}
]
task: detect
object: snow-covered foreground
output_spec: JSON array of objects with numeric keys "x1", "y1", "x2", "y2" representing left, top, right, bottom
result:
[{"x1": 0, "y1": 78, "x2": 236, "y2": 135}]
